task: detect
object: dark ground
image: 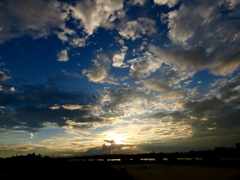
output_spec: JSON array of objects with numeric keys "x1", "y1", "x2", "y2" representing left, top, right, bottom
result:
[{"x1": 0, "y1": 163, "x2": 135, "y2": 179}]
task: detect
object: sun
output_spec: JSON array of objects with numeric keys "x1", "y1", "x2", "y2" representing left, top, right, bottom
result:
[
  {"x1": 114, "y1": 136, "x2": 123, "y2": 144},
  {"x1": 105, "y1": 133, "x2": 124, "y2": 144}
]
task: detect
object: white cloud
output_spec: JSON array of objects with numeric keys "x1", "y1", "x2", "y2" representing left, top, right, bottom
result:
[
  {"x1": 118, "y1": 18, "x2": 157, "y2": 40},
  {"x1": 70, "y1": 0, "x2": 124, "y2": 35},
  {"x1": 82, "y1": 54, "x2": 117, "y2": 84},
  {"x1": 128, "y1": 51, "x2": 163, "y2": 81},
  {"x1": 118, "y1": 20, "x2": 145, "y2": 40},
  {"x1": 57, "y1": 49, "x2": 69, "y2": 62},
  {"x1": 128, "y1": 0, "x2": 147, "y2": 6},
  {"x1": 70, "y1": 37, "x2": 87, "y2": 47},
  {"x1": 112, "y1": 46, "x2": 128, "y2": 68},
  {"x1": 82, "y1": 62, "x2": 107, "y2": 82},
  {"x1": 154, "y1": 0, "x2": 180, "y2": 7},
  {"x1": 56, "y1": 27, "x2": 75, "y2": 43}
]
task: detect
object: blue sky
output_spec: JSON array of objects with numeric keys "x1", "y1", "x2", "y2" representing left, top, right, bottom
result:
[{"x1": 0, "y1": 0, "x2": 240, "y2": 157}]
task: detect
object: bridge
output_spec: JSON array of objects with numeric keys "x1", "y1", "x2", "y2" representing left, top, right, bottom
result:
[{"x1": 69, "y1": 153, "x2": 182, "y2": 162}]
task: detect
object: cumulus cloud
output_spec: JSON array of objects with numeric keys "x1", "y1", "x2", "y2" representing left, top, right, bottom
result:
[
  {"x1": 112, "y1": 46, "x2": 128, "y2": 68},
  {"x1": 82, "y1": 54, "x2": 118, "y2": 84},
  {"x1": 128, "y1": 51, "x2": 163, "y2": 81},
  {"x1": 0, "y1": 0, "x2": 68, "y2": 43},
  {"x1": 156, "y1": 0, "x2": 240, "y2": 76},
  {"x1": 57, "y1": 49, "x2": 69, "y2": 62},
  {"x1": 83, "y1": 64, "x2": 107, "y2": 82},
  {"x1": 118, "y1": 20, "x2": 144, "y2": 40},
  {"x1": 154, "y1": 0, "x2": 180, "y2": 7},
  {"x1": 118, "y1": 18, "x2": 157, "y2": 40},
  {"x1": 82, "y1": 54, "x2": 110, "y2": 83},
  {"x1": 69, "y1": 37, "x2": 87, "y2": 47},
  {"x1": 70, "y1": 0, "x2": 123, "y2": 35}
]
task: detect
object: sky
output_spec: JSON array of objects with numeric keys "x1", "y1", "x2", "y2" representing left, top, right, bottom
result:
[{"x1": 0, "y1": 0, "x2": 240, "y2": 158}]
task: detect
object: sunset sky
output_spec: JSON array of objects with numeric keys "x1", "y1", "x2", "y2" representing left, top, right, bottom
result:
[{"x1": 0, "y1": 0, "x2": 240, "y2": 157}]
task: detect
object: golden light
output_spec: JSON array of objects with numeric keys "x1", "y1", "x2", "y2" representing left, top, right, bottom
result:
[{"x1": 105, "y1": 132, "x2": 124, "y2": 144}]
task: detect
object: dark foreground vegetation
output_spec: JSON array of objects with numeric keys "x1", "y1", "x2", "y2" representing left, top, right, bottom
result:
[{"x1": 0, "y1": 160, "x2": 134, "y2": 179}]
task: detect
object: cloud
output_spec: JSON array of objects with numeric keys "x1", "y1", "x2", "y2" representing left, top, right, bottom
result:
[
  {"x1": 70, "y1": 0, "x2": 123, "y2": 35},
  {"x1": 149, "y1": 45, "x2": 209, "y2": 71},
  {"x1": 155, "y1": 0, "x2": 240, "y2": 76},
  {"x1": 84, "y1": 142, "x2": 133, "y2": 155},
  {"x1": 128, "y1": 0, "x2": 147, "y2": 6},
  {"x1": 138, "y1": 18, "x2": 157, "y2": 36},
  {"x1": 0, "y1": 71, "x2": 10, "y2": 82},
  {"x1": 112, "y1": 46, "x2": 128, "y2": 68},
  {"x1": 143, "y1": 79, "x2": 171, "y2": 92},
  {"x1": 154, "y1": 0, "x2": 180, "y2": 7},
  {"x1": 62, "y1": 70, "x2": 82, "y2": 78},
  {"x1": 69, "y1": 37, "x2": 87, "y2": 47},
  {"x1": 50, "y1": 104, "x2": 97, "y2": 111},
  {"x1": 104, "y1": 140, "x2": 115, "y2": 144},
  {"x1": 139, "y1": 73, "x2": 240, "y2": 136},
  {"x1": 99, "y1": 87, "x2": 154, "y2": 118},
  {"x1": 0, "y1": 85, "x2": 102, "y2": 132},
  {"x1": 118, "y1": 18, "x2": 157, "y2": 40},
  {"x1": 0, "y1": 0, "x2": 68, "y2": 43},
  {"x1": 82, "y1": 61, "x2": 107, "y2": 83},
  {"x1": 118, "y1": 20, "x2": 144, "y2": 40},
  {"x1": 157, "y1": 91, "x2": 187, "y2": 101},
  {"x1": 128, "y1": 51, "x2": 163, "y2": 81},
  {"x1": 0, "y1": 145, "x2": 35, "y2": 151},
  {"x1": 57, "y1": 49, "x2": 69, "y2": 62},
  {"x1": 100, "y1": 87, "x2": 153, "y2": 107},
  {"x1": 83, "y1": 54, "x2": 118, "y2": 84}
]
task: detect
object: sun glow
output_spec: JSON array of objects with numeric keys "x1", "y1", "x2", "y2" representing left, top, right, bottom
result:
[{"x1": 105, "y1": 133, "x2": 124, "y2": 144}]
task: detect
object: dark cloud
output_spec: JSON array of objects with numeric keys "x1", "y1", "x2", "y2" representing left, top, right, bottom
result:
[
  {"x1": 104, "y1": 140, "x2": 115, "y2": 144},
  {"x1": 84, "y1": 142, "x2": 133, "y2": 155},
  {"x1": 0, "y1": 85, "x2": 101, "y2": 132},
  {"x1": 0, "y1": 0, "x2": 68, "y2": 43}
]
